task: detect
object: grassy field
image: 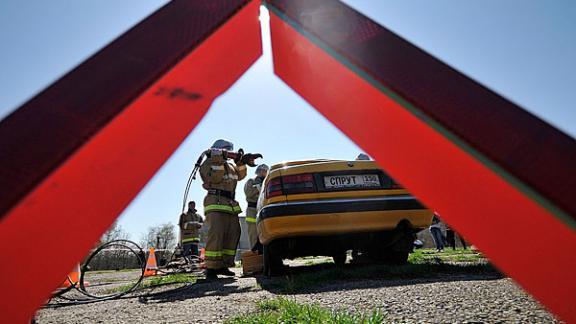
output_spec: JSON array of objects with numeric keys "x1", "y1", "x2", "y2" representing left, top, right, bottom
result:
[
  {"x1": 227, "y1": 298, "x2": 385, "y2": 324},
  {"x1": 143, "y1": 273, "x2": 198, "y2": 287},
  {"x1": 409, "y1": 248, "x2": 485, "y2": 263},
  {"x1": 303, "y1": 257, "x2": 333, "y2": 266},
  {"x1": 103, "y1": 273, "x2": 197, "y2": 294},
  {"x1": 87, "y1": 268, "x2": 140, "y2": 275},
  {"x1": 294, "y1": 248, "x2": 484, "y2": 266}
]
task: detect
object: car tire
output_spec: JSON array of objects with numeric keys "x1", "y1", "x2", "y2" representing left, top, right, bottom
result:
[
  {"x1": 263, "y1": 243, "x2": 284, "y2": 277},
  {"x1": 372, "y1": 228, "x2": 413, "y2": 265},
  {"x1": 332, "y1": 252, "x2": 347, "y2": 266}
]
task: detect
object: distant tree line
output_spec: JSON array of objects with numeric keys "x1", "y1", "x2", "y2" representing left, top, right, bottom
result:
[{"x1": 86, "y1": 222, "x2": 177, "y2": 270}]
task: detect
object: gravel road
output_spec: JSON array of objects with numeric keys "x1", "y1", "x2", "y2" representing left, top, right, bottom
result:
[{"x1": 38, "y1": 261, "x2": 560, "y2": 323}]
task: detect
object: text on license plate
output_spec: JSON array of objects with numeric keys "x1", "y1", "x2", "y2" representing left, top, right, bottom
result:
[{"x1": 324, "y1": 174, "x2": 381, "y2": 189}]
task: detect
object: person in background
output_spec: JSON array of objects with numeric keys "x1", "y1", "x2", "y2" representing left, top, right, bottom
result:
[
  {"x1": 179, "y1": 201, "x2": 204, "y2": 258},
  {"x1": 429, "y1": 212, "x2": 445, "y2": 252},
  {"x1": 446, "y1": 224, "x2": 468, "y2": 250},
  {"x1": 244, "y1": 164, "x2": 269, "y2": 249},
  {"x1": 445, "y1": 224, "x2": 456, "y2": 250}
]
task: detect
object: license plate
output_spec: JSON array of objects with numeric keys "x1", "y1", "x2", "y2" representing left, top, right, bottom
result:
[{"x1": 324, "y1": 174, "x2": 381, "y2": 189}]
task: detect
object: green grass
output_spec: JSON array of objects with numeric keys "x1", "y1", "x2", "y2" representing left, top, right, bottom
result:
[
  {"x1": 103, "y1": 273, "x2": 197, "y2": 294},
  {"x1": 144, "y1": 273, "x2": 197, "y2": 286},
  {"x1": 227, "y1": 298, "x2": 385, "y2": 323},
  {"x1": 409, "y1": 248, "x2": 484, "y2": 263},
  {"x1": 88, "y1": 268, "x2": 140, "y2": 274},
  {"x1": 295, "y1": 256, "x2": 319, "y2": 260},
  {"x1": 303, "y1": 257, "x2": 332, "y2": 266},
  {"x1": 296, "y1": 248, "x2": 482, "y2": 266}
]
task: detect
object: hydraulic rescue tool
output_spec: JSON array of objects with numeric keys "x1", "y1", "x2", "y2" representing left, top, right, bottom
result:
[{"x1": 182, "y1": 149, "x2": 262, "y2": 213}]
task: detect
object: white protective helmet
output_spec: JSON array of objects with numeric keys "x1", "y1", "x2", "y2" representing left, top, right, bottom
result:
[
  {"x1": 256, "y1": 164, "x2": 269, "y2": 174},
  {"x1": 211, "y1": 139, "x2": 234, "y2": 151}
]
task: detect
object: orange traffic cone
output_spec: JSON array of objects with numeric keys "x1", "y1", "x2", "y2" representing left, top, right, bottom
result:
[
  {"x1": 143, "y1": 247, "x2": 158, "y2": 277},
  {"x1": 61, "y1": 263, "x2": 81, "y2": 287}
]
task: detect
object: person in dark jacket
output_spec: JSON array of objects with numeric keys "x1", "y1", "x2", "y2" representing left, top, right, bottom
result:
[{"x1": 446, "y1": 224, "x2": 467, "y2": 250}]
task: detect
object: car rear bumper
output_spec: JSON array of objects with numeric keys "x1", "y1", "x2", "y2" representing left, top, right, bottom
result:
[{"x1": 257, "y1": 195, "x2": 433, "y2": 245}]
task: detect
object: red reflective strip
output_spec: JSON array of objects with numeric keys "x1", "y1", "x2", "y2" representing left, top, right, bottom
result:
[
  {"x1": 267, "y1": 0, "x2": 576, "y2": 224},
  {"x1": 269, "y1": 7, "x2": 575, "y2": 323},
  {"x1": 0, "y1": 1, "x2": 261, "y2": 322},
  {"x1": 282, "y1": 173, "x2": 314, "y2": 183}
]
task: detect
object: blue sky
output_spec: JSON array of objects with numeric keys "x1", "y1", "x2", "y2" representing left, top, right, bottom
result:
[{"x1": 1, "y1": 1, "x2": 574, "y2": 239}]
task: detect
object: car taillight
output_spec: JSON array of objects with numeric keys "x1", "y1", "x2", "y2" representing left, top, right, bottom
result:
[
  {"x1": 282, "y1": 173, "x2": 316, "y2": 195},
  {"x1": 390, "y1": 180, "x2": 403, "y2": 189},
  {"x1": 266, "y1": 178, "x2": 283, "y2": 198},
  {"x1": 265, "y1": 173, "x2": 316, "y2": 198}
]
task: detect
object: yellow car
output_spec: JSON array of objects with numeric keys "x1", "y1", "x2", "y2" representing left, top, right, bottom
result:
[{"x1": 256, "y1": 159, "x2": 433, "y2": 276}]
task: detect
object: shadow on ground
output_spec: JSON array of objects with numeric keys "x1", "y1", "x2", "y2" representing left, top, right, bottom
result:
[
  {"x1": 255, "y1": 261, "x2": 503, "y2": 295},
  {"x1": 45, "y1": 257, "x2": 502, "y2": 308},
  {"x1": 138, "y1": 260, "x2": 502, "y2": 304},
  {"x1": 137, "y1": 277, "x2": 256, "y2": 304}
]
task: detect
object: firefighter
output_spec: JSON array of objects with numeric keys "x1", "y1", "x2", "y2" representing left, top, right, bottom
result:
[
  {"x1": 244, "y1": 164, "x2": 269, "y2": 249},
  {"x1": 179, "y1": 201, "x2": 203, "y2": 258},
  {"x1": 199, "y1": 139, "x2": 248, "y2": 280}
]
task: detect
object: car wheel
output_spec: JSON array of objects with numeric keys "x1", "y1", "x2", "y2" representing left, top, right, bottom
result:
[
  {"x1": 372, "y1": 229, "x2": 413, "y2": 264},
  {"x1": 263, "y1": 243, "x2": 284, "y2": 277},
  {"x1": 332, "y1": 252, "x2": 347, "y2": 266}
]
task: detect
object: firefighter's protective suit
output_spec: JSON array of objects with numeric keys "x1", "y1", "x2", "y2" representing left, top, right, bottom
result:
[
  {"x1": 179, "y1": 208, "x2": 203, "y2": 257},
  {"x1": 244, "y1": 164, "x2": 269, "y2": 248},
  {"x1": 200, "y1": 141, "x2": 247, "y2": 271}
]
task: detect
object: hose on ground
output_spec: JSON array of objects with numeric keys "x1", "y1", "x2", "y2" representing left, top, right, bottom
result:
[{"x1": 46, "y1": 239, "x2": 201, "y2": 307}]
